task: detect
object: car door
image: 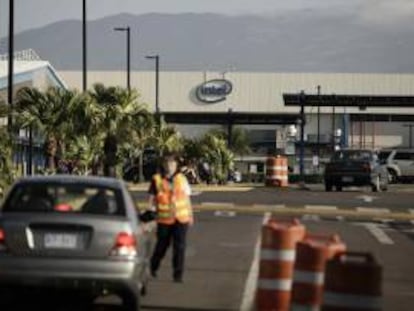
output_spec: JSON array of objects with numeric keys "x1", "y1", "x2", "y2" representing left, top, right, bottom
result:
[{"x1": 393, "y1": 151, "x2": 414, "y2": 177}]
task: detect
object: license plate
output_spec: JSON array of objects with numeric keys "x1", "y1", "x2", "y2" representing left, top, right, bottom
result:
[
  {"x1": 342, "y1": 176, "x2": 354, "y2": 183},
  {"x1": 44, "y1": 233, "x2": 77, "y2": 249}
]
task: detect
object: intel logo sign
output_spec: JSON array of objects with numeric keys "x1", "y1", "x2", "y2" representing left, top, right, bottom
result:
[{"x1": 196, "y1": 79, "x2": 233, "y2": 103}]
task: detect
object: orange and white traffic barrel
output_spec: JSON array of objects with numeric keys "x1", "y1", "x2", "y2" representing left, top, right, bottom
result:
[
  {"x1": 265, "y1": 156, "x2": 289, "y2": 187},
  {"x1": 291, "y1": 234, "x2": 347, "y2": 311},
  {"x1": 322, "y1": 252, "x2": 382, "y2": 311},
  {"x1": 256, "y1": 218, "x2": 306, "y2": 311}
]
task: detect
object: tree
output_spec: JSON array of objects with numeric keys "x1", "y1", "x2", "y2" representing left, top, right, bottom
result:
[
  {"x1": 0, "y1": 100, "x2": 14, "y2": 194},
  {"x1": 208, "y1": 127, "x2": 251, "y2": 156},
  {"x1": 88, "y1": 83, "x2": 150, "y2": 177},
  {"x1": 150, "y1": 121, "x2": 184, "y2": 157},
  {"x1": 200, "y1": 133, "x2": 234, "y2": 184},
  {"x1": 14, "y1": 87, "x2": 87, "y2": 171}
]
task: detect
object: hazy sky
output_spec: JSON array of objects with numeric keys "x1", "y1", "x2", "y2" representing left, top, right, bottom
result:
[{"x1": 1, "y1": 0, "x2": 414, "y2": 36}]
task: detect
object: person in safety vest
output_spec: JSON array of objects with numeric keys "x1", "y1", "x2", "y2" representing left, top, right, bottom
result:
[{"x1": 149, "y1": 152, "x2": 193, "y2": 283}]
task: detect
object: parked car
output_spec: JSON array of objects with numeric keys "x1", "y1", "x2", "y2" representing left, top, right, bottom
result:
[
  {"x1": 324, "y1": 149, "x2": 388, "y2": 192},
  {"x1": 0, "y1": 175, "x2": 153, "y2": 311},
  {"x1": 378, "y1": 149, "x2": 414, "y2": 183}
]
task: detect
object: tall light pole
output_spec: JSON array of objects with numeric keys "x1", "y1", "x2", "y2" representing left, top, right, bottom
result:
[
  {"x1": 299, "y1": 90, "x2": 306, "y2": 188},
  {"x1": 403, "y1": 124, "x2": 414, "y2": 148},
  {"x1": 114, "y1": 26, "x2": 131, "y2": 91},
  {"x1": 8, "y1": 0, "x2": 14, "y2": 131},
  {"x1": 82, "y1": 0, "x2": 87, "y2": 92},
  {"x1": 316, "y1": 85, "x2": 321, "y2": 163},
  {"x1": 146, "y1": 55, "x2": 160, "y2": 120}
]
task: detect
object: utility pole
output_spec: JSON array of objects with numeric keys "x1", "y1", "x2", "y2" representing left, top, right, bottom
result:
[
  {"x1": 227, "y1": 108, "x2": 233, "y2": 149},
  {"x1": 332, "y1": 106, "x2": 336, "y2": 151},
  {"x1": 403, "y1": 124, "x2": 414, "y2": 149},
  {"x1": 114, "y1": 26, "x2": 131, "y2": 91},
  {"x1": 317, "y1": 85, "x2": 321, "y2": 162},
  {"x1": 82, "y1": 0, "x2": 87, "y2": 92},
  {"x1": 146, "y1": 55, "x2": 160, "y2": 123},
  {"x1": 8, "y1": 0, "x2": 14, "y2": 131},
  {"x1": 299, "y1": 91, "x2": 306, "y2": 188}
]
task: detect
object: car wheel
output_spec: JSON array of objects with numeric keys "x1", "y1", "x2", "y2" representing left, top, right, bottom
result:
[
  {"x1": 336, "y1": 184, "x2": 343, "y2": 192},
  {"x1": 325, "y1": 181, "x2": 333, "y2": 192},
  {"x1": 119, "y1": 288, "x2": 140, "y2": 311},
  {"x1": 387, "y1": 169, "x2": 398, "y2": 184},
  {"x1": 372, "y1": 176, "x2": 380, "y2": 192}
]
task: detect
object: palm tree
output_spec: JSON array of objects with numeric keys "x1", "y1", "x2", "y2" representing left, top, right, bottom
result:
[
  {"x1": 150, "y1": 121, "x2": 184, "y2": 157},
  {"x1": 89, "y1": 83, "x2": 150, "y2": 177},
  {"x1": 14, "y1": 86, "x2": 87, "y2": 171},
  {"x1": 65, "y1": 135, "x2": 101, "y2": 175},
  {"x1": 208, "y1": 127, "x2": 251, "y2": 156},
  {"x1": 0, "y1": 100, "x2": 14, "y2": 194},
  {"x1": 127, "y1": 115, "x2": 154, "y2": 182},
  {"x1": 200, "y1": 133, "x2": 234, "y2": 184}
]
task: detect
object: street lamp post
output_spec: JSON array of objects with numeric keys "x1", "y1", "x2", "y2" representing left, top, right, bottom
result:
[
  {"x1": 316, "y1": 85, "x2": 321, "y2": 163},
  {"x1": 114, "y1": 27, "x2": 131, "y2": 91},
  {"x1": 146, "y1": 55, "x2": 160, "y2": 119},
  {"x1": 299, "y1": 90, "x2": 306, "y2": 188},
  {"x1": 227, "y1": 108, "x2": 233, "y2": 149},
  {"x1": 8, "y1": 0, "x2": 14, "y2": 131},
  {"x1": 403, "y1": 124, "x2": 414, "y2": 148},
  {"x1": 82, "y1": 0, "x2": 87, "y2": 92}
]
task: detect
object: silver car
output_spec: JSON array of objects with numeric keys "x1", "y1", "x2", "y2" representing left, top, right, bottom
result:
[{"x1": 0, "y1": 175, "x2": 152, "y2": 311}]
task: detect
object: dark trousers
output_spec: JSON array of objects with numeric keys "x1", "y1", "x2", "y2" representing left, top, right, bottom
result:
[{"x1": 151, "y1": 222, "x2": 188, "y2": 279}]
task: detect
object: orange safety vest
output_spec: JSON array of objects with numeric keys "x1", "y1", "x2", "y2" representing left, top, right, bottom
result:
[{"x1": 153, "y1": 173, "x2": 192, "y2": 225}]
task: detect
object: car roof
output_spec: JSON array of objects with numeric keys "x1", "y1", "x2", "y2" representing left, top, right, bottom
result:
[{"x1": 13, "y1": 175, "x2": 125, "y2": 190}]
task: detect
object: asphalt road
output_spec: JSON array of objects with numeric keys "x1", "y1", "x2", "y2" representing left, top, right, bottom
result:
[
  {"x1": 3, "y1": 184, "x2": 414, "y2": 310},
  {"x1": 2, "y1": 210, "x2": 414, "y2": 310},
  {"x1": 132, "y1": 184, "x2": 414, "y2": 211}
]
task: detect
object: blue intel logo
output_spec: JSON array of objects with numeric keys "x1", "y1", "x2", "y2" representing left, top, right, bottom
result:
[{"x1": 196, "y1": 79, "x2": 233, "y2": 103}]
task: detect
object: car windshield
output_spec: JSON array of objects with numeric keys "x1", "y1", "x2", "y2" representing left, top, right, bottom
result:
[
  {"x1": 378, "y1": 151, "x2": 391, "y2": 161},
  {"x1": 332, "y1": 150, "x2": 373, "y2": 161},
  {"x1": 2, "y1": 183, "x2": 125, "y2": 216}
]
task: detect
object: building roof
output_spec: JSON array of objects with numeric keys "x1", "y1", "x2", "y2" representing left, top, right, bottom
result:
[{"x1": 0, "y1": 58, "x2": 67, "y2": 90}]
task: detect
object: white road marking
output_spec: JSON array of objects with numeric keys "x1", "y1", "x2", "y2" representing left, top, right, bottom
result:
[
  {"x1": 253, "y1": 204, "x2": 286, "y2": 210},
  {"x1": 240, "y1": 213, "x2": 270, "y2": 311},
  {"x1": 305, "y1": 205, "x2": 338, "y2": 211},
  {"x1": 364, "y1": 223, "x2": 394, "y2": 245},
  {"x1": 263, "y1": 212, "x2": 272, "y2": 225},
  {"x1": 356, "y1": 195, "x2": 378, "y2": 203},
  {"x1": 302, "y1": 214, "x2": 321, "y2": 221},
  {"x1": 214, "y1": 210, "x2": 236, "y2": 217},
  {"x1": 356, "y1": 207, "x2": 390, "y2": 213},
  {"x1": 191, "y1": 191, "x2": 202, "y2": 196},
  {"x1": 201, "y1": 202, "x2": 235, "y2": 207}
]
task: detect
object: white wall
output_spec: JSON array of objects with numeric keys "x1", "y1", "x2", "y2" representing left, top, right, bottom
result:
[{"x1": 60, "y1": 71, "x2": 414, "y2": 115}]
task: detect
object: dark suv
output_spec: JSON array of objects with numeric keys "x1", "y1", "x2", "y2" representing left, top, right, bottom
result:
[
  {"x1": 324, "y1": 149, "x2": 388, "y2": 192},
  {"x1": 0, "y1": 175, "x2": 152, "y2": 310}
]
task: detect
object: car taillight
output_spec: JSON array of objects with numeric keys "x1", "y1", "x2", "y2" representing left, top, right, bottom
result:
[
  {"x1": 110, "y1": 232, "x2": 137, "y2": 258},
  {"x1": 362, "y1": 163, "x2": 371, "y2": 172},
  {"x1": 0, "y1": 228, "x2": 6, "y2": 251}
]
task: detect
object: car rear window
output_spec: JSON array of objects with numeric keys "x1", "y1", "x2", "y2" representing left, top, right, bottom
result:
[
  {"x1": 2, "y1": 183, "x2": 125, "y2": 216},
  {"x1": 332, "y1": 150, "x2": 373, "y2": 161}
]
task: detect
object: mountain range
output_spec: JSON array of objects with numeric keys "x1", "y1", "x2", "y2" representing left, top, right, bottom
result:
[{"x1": 2, "y1": 11, "x2": 414, "y2": 73}]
